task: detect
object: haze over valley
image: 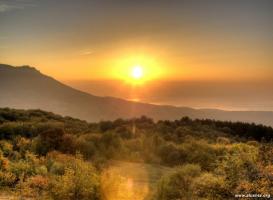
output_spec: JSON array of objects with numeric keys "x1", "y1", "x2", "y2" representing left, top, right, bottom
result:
[
  {"x1": 1, "y1": 64, "x2": 273, "y2": 127},
  {"x1": 65, "y1": 79, "x2": 273, "y2": 111}
]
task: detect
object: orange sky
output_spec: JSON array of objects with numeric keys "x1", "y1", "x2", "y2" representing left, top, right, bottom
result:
[
  {"x1": 1, "y1": 0, "x2": 272, "y2": 82},
  {"x1": 1, "y1": 0, "x2": 273, "y2": 110},
  {"x1": 2, "y1": 39, "x2": 272, "y2": 82}
]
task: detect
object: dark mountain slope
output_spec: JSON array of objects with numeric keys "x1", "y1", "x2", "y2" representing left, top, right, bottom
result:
[{"x1": 1, "y1": 64, "x2": 273, "y2": 126}]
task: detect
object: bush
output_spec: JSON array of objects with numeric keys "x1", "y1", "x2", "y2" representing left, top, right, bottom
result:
[
  {"x1": 216, "y1": 137, "x2": 231, "y2": 145},
  {"x1": 0, "y1": 151, "x2": 9, "y2": 170},
  {"x1": 59, "y1": 134, "x2": 76, "y2": 154},
  {"x1": 16, "y1": 175, "x2": 49, "y2": 199},
  {"x1": 155, "y1": 164, "x2": 201, "y2": 200},
  {"x1": 0, "y1": 141, "x2": 13, "y2": 157},
  {"x1": 158, "y1": 140, "x2": 217, "y2": 170},
  {"x1": 14, "y1": 137, "x2": 31, "y2": 155},
  {"x1": 76, "y1": 137, "x2": 96, "y2": 159},
  {"x1": 193, "y1": 173, "x2": 229, "y2": 199},
  {"x1": 0, "y1": 171, "x2": 16, "y2": 187},
  {"x1": 50, "y1": 154, "x2": 100, "y2": 200},
  {"x1": 34, "y1": 127, "x2": 65, "y2": 155},
  {"x1": 216, "y1": 143, "x2": 259, "y2": 189},
  {"x1": 115, "y1": 126, "x2": 133, "y2": 139}
]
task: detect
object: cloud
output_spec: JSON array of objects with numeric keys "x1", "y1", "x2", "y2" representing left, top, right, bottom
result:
[
  {"x1": 0, "y1": 4, "x2": 20, "y2": 12},
  {"x1": 80, "y1": 50, "x2": 95, "y2": 56},
  {"x1": 0, "y1": 0, "x2": 36, "y2": 13}
]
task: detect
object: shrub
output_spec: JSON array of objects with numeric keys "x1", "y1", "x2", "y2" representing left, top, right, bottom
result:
[
  {"x1": 115, "y1": 126, "x2": 133, "y2": 139},
  {"x1": 76, "y1": 137, "x2": 96, "y2": 159},
  {"x1": 50, "y1": 154, "x2": 100, "y2": 200},
  {"x1": 247, "y1": 140, "x2": 259, "y2": 147},
  {"x1": 59, "y1": 134, "x2": 76, "y2": 154},
  {"x1": 216, "y1": 143, "x2": 259, "y2": 189},
  {"x1": 10, "y1": 160, "x2": 34, "y2": 178},
  {"x1": 216, "y1": 137, "x2": 231, "y2": 145},
  {"x1": 0, "y1": 141, "x2": 13, "y2": 156},
  {"x1": 155, "y1": 164, "x2": 201, "y2": 200},
  {"x1": 0, "y1": 151, "x2": 9, "y2": 170},
  {"x1": 14, "y1": 137, "x2": 31, "y2": 155},
  {"x1": 193, "y1": 173, "x2": 229, "y2": 199},
  {"x1": 0, "y1": 171, "x2": 16, "y2": 187},
  {"x1": 34, "y1": 128, "x2": 65, "y2": 155},
  {"x1": 16, "y1": 175, "x2": 49, "y2": 199}
]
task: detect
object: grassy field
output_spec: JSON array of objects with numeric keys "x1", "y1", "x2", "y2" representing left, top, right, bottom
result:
[{"x1": 101, "y1": 161, "x2": 173, "y2": 200}]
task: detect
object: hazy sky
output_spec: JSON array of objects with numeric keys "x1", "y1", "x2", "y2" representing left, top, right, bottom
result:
[{"x1": 1, "y1": 0, "x2": 273, "y2": 110}]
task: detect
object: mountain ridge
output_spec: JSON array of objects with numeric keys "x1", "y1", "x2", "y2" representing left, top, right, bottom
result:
[{"x1": 1, "y1": 64, "x2": 273, "y2": 126}]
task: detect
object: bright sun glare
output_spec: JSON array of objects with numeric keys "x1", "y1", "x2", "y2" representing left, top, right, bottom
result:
[{"x1": 131, "y1": 66, "x2": 143, "y2": 79}]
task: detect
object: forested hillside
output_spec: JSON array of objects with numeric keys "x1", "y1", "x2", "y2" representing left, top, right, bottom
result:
[{"x1": 0, "y1": 108, "x2": 272, "y2": 199}]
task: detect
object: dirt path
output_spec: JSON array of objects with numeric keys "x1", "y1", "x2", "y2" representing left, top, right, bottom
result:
[
  {"x1": 101, "y1": 161, "x2": 173, "y2": 200},
  {"x1": 0, "y1": 193, "x2": 14, "y2": 200}
]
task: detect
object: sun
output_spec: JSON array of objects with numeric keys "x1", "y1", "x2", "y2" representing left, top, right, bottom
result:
[{"x1": 131, "y1": 66, "x2": 144, "y2": 79}]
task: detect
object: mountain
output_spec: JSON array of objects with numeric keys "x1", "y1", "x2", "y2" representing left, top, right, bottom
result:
[{"x1": 1, "y1": 64, "x2": 273, "y2": 126}]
